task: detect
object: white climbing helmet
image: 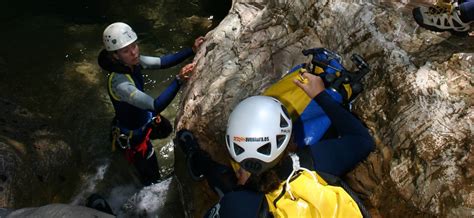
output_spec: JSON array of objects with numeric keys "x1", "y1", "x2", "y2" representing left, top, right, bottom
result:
[
  {"x1": 225, "y1": 96, "x2": 292, "y2": 175},
  {"x1": 102, "y1": 22, "x2": 138, "y2": 51}
]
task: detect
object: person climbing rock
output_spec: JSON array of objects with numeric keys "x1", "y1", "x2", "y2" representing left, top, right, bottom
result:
[
  {"x1": 98, "y1": 22, "x2": 204, "y2": 186},
  {"x1": 413, "y1": 0, "x2": 474, "y2": 36},
  {"x1": 175, "y1": 72, "x2": 375, "y2": 217}
]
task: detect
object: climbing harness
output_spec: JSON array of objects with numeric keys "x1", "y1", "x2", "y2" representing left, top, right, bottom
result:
[{"x1": 111, "y1": 116, "x2": 159, "y2": 163}]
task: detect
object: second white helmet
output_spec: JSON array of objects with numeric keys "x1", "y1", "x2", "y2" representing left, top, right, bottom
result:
[
  {"x1": 103, "y1": 22, "x2": 138, "y2": 51},
  {"x1": 226, "y1": 96, "x2": 292, "y2": 175}
]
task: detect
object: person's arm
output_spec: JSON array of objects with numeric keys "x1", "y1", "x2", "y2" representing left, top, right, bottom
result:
[
  {"x1": 314, "y1": 91, "x2": 370, "y2": 137},
  {"x1": 140, "y1": 36, "x2": 205, "y2": 69},
  {"x1": 140, "y1": 48, "x2": 194, "y2": 69},
  {"x1": 111, "y1": 74, "x2": 181, "y2": 113},
  {"x1": 294, "y1": 73, "x2": 374, "y2": 176},
  {"x1": 152, "y1": 79, "x2": 181, "y2": 113}
]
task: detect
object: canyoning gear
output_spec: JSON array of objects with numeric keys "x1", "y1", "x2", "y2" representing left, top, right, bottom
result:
[
  {"x1": 175, "y1": 130, "x2": 238, "y2": 195},
  {"x1": 302, "y1": 48, "x2": 369, "y2": 103},
  {"x1": 175, "y1": 129, "x2": 205, "y2": 181},
  {"x1": 107, "y1": 71, "x2": 181, "y2": 127},
  {"x1": 98, "y1": 30, "x2": 195, "y2": 186},
  {"x1": 124, "y1": 128, "x2": 153, "y2": 163},
  {"x1": 264, "y1": 153, "x2": 362, "y2": 218},
  {"x1": 111, "y1": 115, "x2": 172, "y2": 153},
  {"x1": 459, "y1": 0, "x2": 474, "y2": 23},
  {"x1": 203, "y1": 149, "x2": 371, "y2": 218},
  {"x1": 103, "y1": 22, "x2": 138, "y2": 51},
  {"x1": 140, "y1": 48, "x2": 194, "y2": 69},
  {"x1": 264, "y1": 65, "x2": 343, "y2": 147},
  {"x1": 200, "y1": 91, "x2": 374, "y2": 218},
  {"x1": 86, "y1": 194, "x2": 115, "y2": 215},
  {"x1": 99, "y1": 56, "x2": 180, "y2": 131},
  {"x1": 413, "y1": 0, "x2": 472, "y2": 36},
  {"x1": 226, "y1": 96, "x2": 292, "y2": 175},
  {"x1": 264, "y1": 48, "x2": 369, "y2": 147}
]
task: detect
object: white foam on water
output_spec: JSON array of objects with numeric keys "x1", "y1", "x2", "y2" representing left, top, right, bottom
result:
[
  {"x1": 70, "y1": 160, "x2": 110, "y2": 205},
  {"x1": 107, "y1": 184, "x2": 140, "y2": 216},
  {"x1": 119, "y1": 177, "x2": 173, "y2": 217}
]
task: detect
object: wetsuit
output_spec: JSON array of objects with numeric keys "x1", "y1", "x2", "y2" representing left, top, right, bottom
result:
[
  {"x1": 460, "y1": 0, "x2": 474, "y2": 22},
  {"x1": 186, "y1": 91, "x2": 374, "y2": 217},
  {"x1": 98, "y1": 47, "x2": 194, "y2": 185}
]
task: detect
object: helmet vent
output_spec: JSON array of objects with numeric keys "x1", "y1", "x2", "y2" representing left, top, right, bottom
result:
[
  {"x1": 257, "y1": 142, "x2": 271, "y2": 155},
  {"x1": 276, "y1": 135, "x2": 286, "y2": 148},
  {"x1": 280, "y1": 115, "x2": 289, "y2": 128},
  {"x1": 233, "y1": 143, "x2": 244, "y2": 155},
  {"x1": 280, "y1": 105, "x2": 290, "y2": 128}
]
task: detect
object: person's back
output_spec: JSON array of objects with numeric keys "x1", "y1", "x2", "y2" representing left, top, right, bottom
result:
[{"x1": 176, "y1": 73, "x2": 374, "y2": 217}]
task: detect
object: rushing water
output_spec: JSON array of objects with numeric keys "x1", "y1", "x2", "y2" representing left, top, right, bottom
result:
[{"x1": 0, "y1": 0, "x2": 230, "y2": 214}]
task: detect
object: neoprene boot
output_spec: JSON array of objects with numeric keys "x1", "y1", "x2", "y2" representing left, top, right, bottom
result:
[
  {"x1": 86, "y1": 194, "x2": 114, "y2": 215},
  {"x1": 175, "y1": 129, "x2": 205, "y2": 181}
]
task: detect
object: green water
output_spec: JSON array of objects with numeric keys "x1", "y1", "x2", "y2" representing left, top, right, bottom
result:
[{"x1": 0, "y1": 0, "x2": 230, "y2": 210}]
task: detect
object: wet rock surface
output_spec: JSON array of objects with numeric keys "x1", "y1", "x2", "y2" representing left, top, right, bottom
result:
[
  {"x1": 5, "y1": 203, "x2": 114, "y2": 218},
  {"x1": 175, "y1": 0, "x2": 473, "y2": 217}
]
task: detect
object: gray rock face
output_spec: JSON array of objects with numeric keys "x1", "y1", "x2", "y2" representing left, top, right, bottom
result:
[
  {"x1": 5, "y1": 204, "x2": 114, "y2": 218},
  {"x1": 175, "y1": 0, "x2": 473, "y2": 217}
]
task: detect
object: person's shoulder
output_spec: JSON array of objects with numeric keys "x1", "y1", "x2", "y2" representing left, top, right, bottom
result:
[
  {"x1": 215, "y1": 190, "x2": 266, "y2": 218},
  {"x1": 110, "y1": 73, "x2": 135, "y2": 86}
]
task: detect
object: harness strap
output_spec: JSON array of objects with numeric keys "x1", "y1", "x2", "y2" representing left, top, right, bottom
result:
[
  {"x1": 124, "y1": 127, "x2": 153, "y2": 164},
  {"x1": 111, "y1": 127, "x2": 121, "y2": 151}
]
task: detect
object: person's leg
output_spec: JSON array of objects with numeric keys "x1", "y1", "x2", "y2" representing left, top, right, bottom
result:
[
  {"x1": 459, "y1": 1, "x2": 474, "y2": 22},
  {"x1": 175, "y1": 129, "x2": 237, "y2": 197},
  {"x1": 310, "y1": 135, "x2": 373, "y2": 177},
  {"x1": 192, "y1": 150, "x2": 237, "y2": 197},
  {"x1": 133, "y1": 141, "x2": 161, "y2": 185}
]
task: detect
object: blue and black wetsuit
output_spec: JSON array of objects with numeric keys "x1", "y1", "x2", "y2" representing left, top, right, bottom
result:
[
  {"x1": 185, "y1": 91, "x2": 374, "y2": 217},
  {"x1": 98, "y1": 47, "x2": 194, "y2": 185},
  {"x1": 460, "y1": 0, "x2": 474, "y2": 22}
]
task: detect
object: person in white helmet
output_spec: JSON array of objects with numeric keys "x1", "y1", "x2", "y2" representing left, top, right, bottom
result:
[
  {"x1": 412, "y1": 0, "x2": 474, "y2": 36},
  {"x1": 175, "y1": 72, "x2": 374, "y2": 217},
  {"x1": 98, "y1": 22, "x2": 204, "y2": 185}
]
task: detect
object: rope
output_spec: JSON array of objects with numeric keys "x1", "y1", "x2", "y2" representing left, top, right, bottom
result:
[{"x1": 285, "y1": 153, "x2": 318, "y2": 200}]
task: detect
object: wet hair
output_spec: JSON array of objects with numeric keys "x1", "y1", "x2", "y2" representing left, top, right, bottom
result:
[
  {"x1": 245, "y1": 144, "x2": 296, "y2": 193},
  {"x1": 246, "y1": 167, "x2": 282, "y2": 193}
]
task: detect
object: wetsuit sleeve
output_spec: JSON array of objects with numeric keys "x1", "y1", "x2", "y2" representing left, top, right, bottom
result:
[
  {"x1": 152, "y1": 79, "x2": 181, "y2": 113},
  {"x1": 140, "y1": 48, "x2": 194, "y2": 69},
  {"x1": 309, "y1": 91, "x2": 374, "y2": 177},
  {"x1": 112, "y1": 74, "x2": 181, "y2": 113},
  {"x1": 112, "y1": 74, "x2": 155, "y2": 110}
]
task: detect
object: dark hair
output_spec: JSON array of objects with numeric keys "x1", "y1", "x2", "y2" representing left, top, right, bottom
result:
[
  {"x1": 245, "y1": 144, "x2": 295, "y2": 193},
  {"x1": 246, "y1": 167, "x2": 281, "y2": 193}
]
